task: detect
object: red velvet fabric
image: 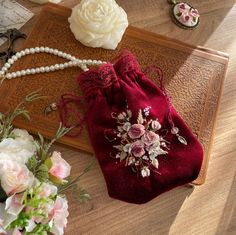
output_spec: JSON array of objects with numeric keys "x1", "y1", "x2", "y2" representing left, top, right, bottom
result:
[{"x1": 78, "y1": 51, "x2": 203, "y2": 204}]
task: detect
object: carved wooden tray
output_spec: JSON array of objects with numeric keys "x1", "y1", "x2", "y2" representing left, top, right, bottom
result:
[{"x1": 0, "y1": 3, "x2": 228, "y2": 184}]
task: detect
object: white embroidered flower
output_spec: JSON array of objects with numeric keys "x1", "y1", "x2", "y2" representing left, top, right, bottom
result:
[
  {"x1": 151, "y1": 120, "x2": 161, "y2": 131},
  {"x1": 50, "y1": 196, "x2": 69, "y2": 235},
  {"x1": 128, "y1": 157, "x2": 136, "y2": 166},
  {"x1": 123, "y1": 122, "x2": 131, "y2": 132},
  {"x1": 0, "y1": 159, "x2": 34, "y2": 195},
  {"x1": 0, "y1": 129, "x2": 36, "y2": 164},
  {"x1": 141, "y1": 167, "x2": 150, "y2": 178},
  {"x1": 28, "y1": 0, "x2": 61, "y2": 5},
  {"x1": 123, "y1": 143, "x2": 132, "y2": 154},
  {"x1": 69, "y1": 0, "x2": 128, "y2": 49}
]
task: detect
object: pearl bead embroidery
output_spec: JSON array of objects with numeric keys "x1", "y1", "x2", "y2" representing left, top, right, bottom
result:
[{"x1": 0, "y1": 46, "x2": 106, "y2": 80}]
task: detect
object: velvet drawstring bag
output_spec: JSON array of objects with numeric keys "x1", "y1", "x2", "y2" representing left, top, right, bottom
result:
[{"x1": 78, "y1": 51, "x2": 203, "y2": 204}]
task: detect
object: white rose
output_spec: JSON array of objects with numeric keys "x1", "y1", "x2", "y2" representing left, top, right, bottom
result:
[
  {"x1": 0, "y1": 129, "x2": 36, "y2": 164},
  {"x1": 28, "y1": 0, "x2": 61, "y2": 5},
  {"x1": 0, "y1": 159, "x2": 34, "y2": 195},
  {"x1": 69, "y1": 0, "x2": 128, "y2": 50},
  {"x1": 50, "y1": 196, "x2": 69, "y2": 235}
]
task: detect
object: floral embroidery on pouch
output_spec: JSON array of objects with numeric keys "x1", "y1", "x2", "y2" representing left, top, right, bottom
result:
[{"x1": 108, "y1": 107, "x2": 169, "y2": 178}]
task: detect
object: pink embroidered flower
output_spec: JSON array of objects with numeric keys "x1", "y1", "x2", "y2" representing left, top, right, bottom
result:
[
  {"x1": 131, "y1": 140, "x2": 145, "y2": 158},
  {"x1": 141, "y1": 131, "x2": 159, "y2": 146},
  {"x1": 128, "y1": 124, "x2": 145, "y2": 139},
  {"x1": 49, "y1": 152, "x2": 71, "y2": 180}
]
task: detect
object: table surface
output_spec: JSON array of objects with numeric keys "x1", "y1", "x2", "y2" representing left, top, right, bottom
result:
[{"x1": 7, "y1": 0, "x2": 236, "y2": 234}]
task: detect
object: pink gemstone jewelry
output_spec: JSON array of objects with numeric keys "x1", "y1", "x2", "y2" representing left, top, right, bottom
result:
[{"x1": 168, "y1": 0, "x2": 200, "y2": 29}]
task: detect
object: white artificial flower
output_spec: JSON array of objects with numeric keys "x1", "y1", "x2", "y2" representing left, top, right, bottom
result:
[
  {"x1": 28, "y1": 0, "x2": 61, "y2": 5},
  {"x1": 69, "y1": 0, "x2": 128, "y2": 49},
  {"x1": 0, "y1": 159, "x2": 35, "y2": 195},
  {"x1": 0, "y1": 129, "x2": 36, "y2": 164},
  {"x1": 141, "y1": 167, "x2": 150, "y2": 178},
  {"x1": 0, "y1": 194, "x2": 24, "y2": 230},
  {"x1": 50, "y1": 196, "x2": 69, "y2": 235}
]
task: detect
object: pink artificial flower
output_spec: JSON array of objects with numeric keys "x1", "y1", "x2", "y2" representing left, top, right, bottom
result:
[
  {"x1": 50, "y1": 196, "x2": 69, "y2": 235},
  {"x1": 141, "y1": 131, "x2": 159, "y2": 146},
  {"x1": 49, "y1": 152, "x2": 71, "y2": 180},
  {"x1": 131, "y1": 140, "x2": 145, "y2": 158},
  {"x1": 128, "y1": 124, "x2": 145, "y2": 139}
]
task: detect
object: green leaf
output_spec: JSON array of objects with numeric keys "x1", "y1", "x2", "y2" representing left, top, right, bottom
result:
[
  {"x1": 26, "y1": 155, "x2": 38, "y2": 172},
  {"x1": 35, "y1": 164, "x2": 49, "y2": 182}
]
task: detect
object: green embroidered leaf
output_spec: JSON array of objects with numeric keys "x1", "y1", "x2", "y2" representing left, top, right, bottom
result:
[
  {"x1": 120, "y1": 151, "x2": 127, "y2": 161},
  {"x1": 137, "y1": 109, "x2": 144, "y2": 124}
]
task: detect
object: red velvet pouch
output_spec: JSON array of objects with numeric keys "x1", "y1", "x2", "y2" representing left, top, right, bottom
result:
[{"x1": 78, "y1": 51, "x2": 203, "y2": 204}]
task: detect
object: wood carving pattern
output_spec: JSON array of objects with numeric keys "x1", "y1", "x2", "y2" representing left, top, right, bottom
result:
[{"x1": 0, "y1": 5, "x2": 228, "y2": 184}]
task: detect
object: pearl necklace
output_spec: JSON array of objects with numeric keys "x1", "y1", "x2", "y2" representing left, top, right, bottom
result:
[{"x1": 0, "y1": 46, "x2": 106, "y2": 80}]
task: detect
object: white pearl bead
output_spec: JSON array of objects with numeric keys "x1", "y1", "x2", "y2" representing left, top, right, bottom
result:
[
  {"x1": 55, "y1": 64, "x2": 60, "y2": 70},
  {"x1": 45, "y1": 47, "x2": 49, "y2": 53},
  {"x1": 12, "y1": 55, "x2": 17, "y2": 61},
  {"x1": 40, "y1": 67, "x2": 45, "y2": 73},
  {"x1": 58, "y1": 51, "x2": 63, "y2": 57},
  {"x1": 59, "y1": 64, "x2": 65, "y2": 69},
  {"x1": 12, "y1": 72, "x2": 16, "y2": 78},
  {"x1": 62, "y1": 53, "x2": 67, "y2": 58},
  {"x1": 30, "y1": 48, "x2": 35, "y2": 54},
  {"x1": 68, "y1": 61, "x2": 73, "y2": 66},
  {"x1": 50, "y1": 65, "x2": 55, "y2": 71},
  {"x1": 5, "y1": 63, "x2": 10, "y2": 68},
  {"x1": 35, "y1": 68, "x2": 40, "y2": 73},
  {"x1": 0, "y1": 71, "x2": 4, "y2": 75},
  {"x1": 71, "y1": 56, "x2": 76, "y2": 60},
  {"x1": 30, "y1": 69, "x2": 36, "y2": 74},
  {"x1": 6, "y1": 74, "x2": 12, "y2": 79},
  {"x1": 35, "y1": 47, "x2": 40, "y2": 53},
  {"x1": 53, "y1": 49, "x2": 59, "y2": 55},
  {"x1": 40, "y1": 47, "x2": 45, "y2": 52},
  {"x1": 16, "y1": 71, "x2": 21, "y2": 77},
  {"x1": 82, "y1": 59, "x2": 87, "y2": 64},
  {"x1": 49, "y1": 48, "x2": 54, "y2": 54},
  {"x1": 87, "y1": 59, "x2": 92, "y2": 64},
  {"x1": 64, "y1": 62, "x2": 69, "y2": 67},
  {"x1": 21, "y1": 51, "x2": 25, "y2": 56},
  {"x1": 8, "y1": 59, "x2": 14, "y2": 64},
  {"x1": 21, "y1": 70, "x2": 26, "y2": 76},
  {"x1": 25, "y1": 49, "x2": 30, "y2": 54},
  {"x1": 45, "y1": 66, "x2": 50, "y2": 72},
  {"x1": 2, "y1": 67, "x2": 7, "y2": 72},
  {"x1": 15, "y1": 52, "x2": 21, "y2": 58},
  {"x1": 66, "y1": 54, "x2": 72, "y2": 60},
  {"x1": 26, "y1": 69, "x2": 31, "y2": 75}
]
